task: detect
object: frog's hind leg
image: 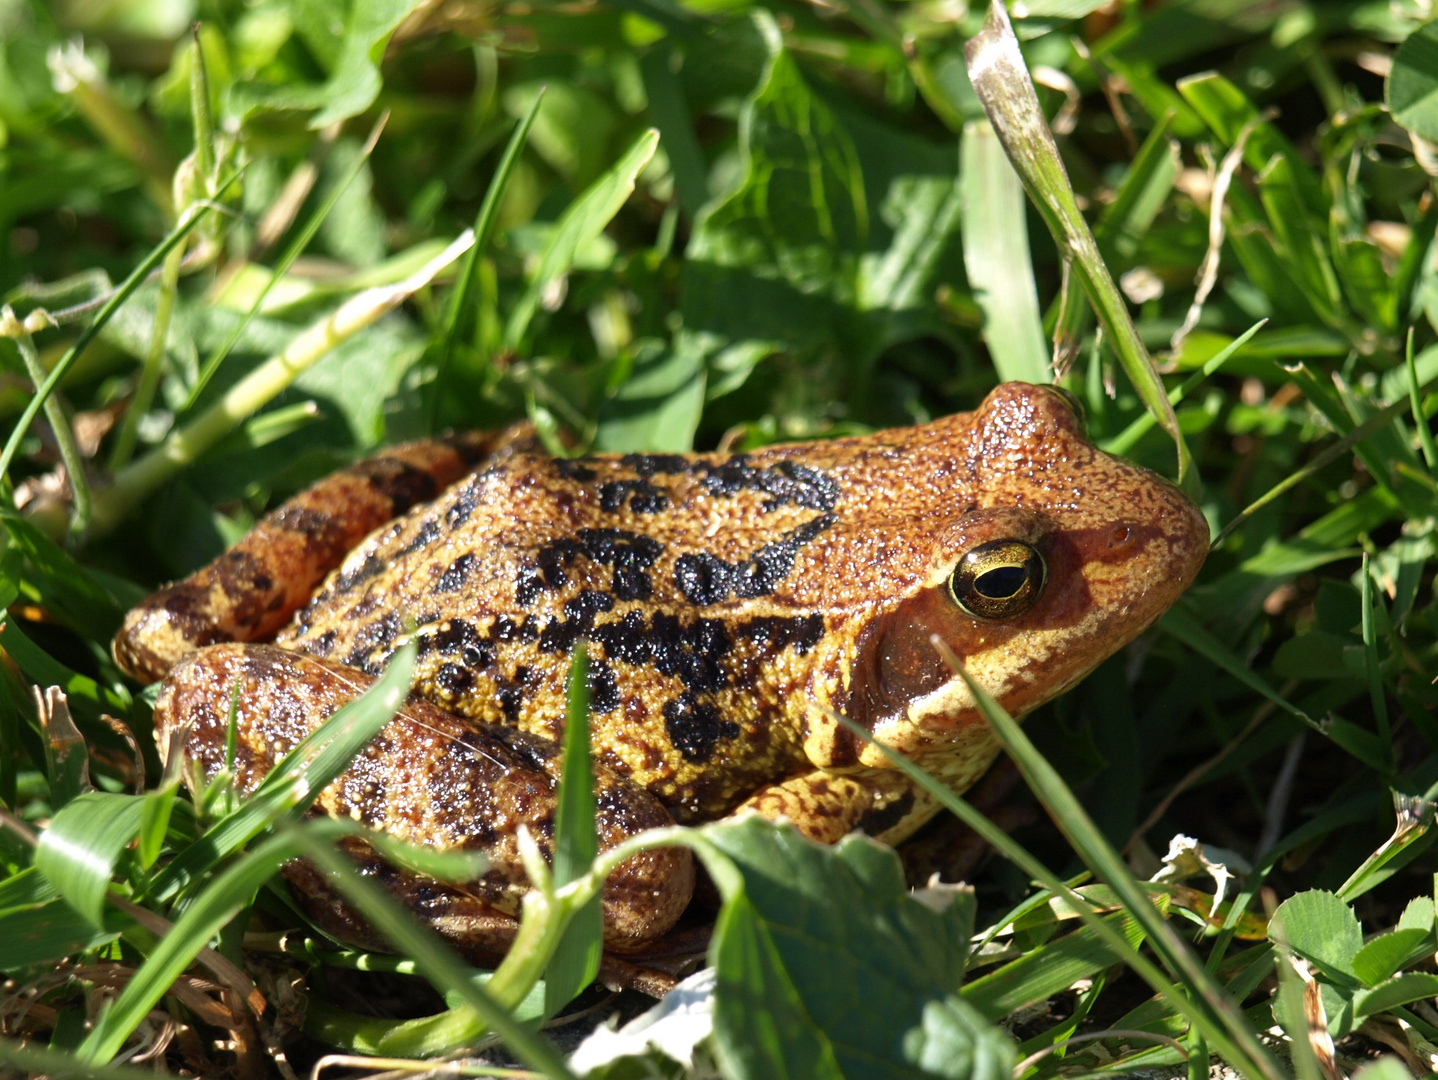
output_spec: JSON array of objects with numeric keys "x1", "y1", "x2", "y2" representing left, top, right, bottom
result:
[
  {"x1": 156, "y1": 643, "x2": 694, "y2": 953},
  {"x1": 114, "y1": 427, "x2": 533, "y2": 683}
]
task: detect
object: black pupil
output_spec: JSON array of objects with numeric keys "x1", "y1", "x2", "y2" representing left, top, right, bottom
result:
[{"x1": 974, "y1": 564, "x2": 1028, "y2": 598}]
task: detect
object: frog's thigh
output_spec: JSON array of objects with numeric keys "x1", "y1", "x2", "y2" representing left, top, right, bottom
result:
[
  {"x1": 733, "y1": 767, "x2": 942, "y2": 846},
  {"x1": 156, "y1": 643, "x2": 692, "y2": 950},
  {"x1": 114, "y1": 426, "x2": 533, "y2": 683}
]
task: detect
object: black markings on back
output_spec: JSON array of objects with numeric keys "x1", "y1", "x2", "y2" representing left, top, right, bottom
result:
[
  {"x1": 599, "y1": 479, "x2": 668, "y2": 514},
  {"x1": 396, "y1": 517, "x2": 442, "y2": 558},
  {"x1": 434, "y1": 553, "x2": 476, "y2": 593},
  {"x1": 554, "y1": 458, "x2": 598, "y2": 482},
  {"x1": 614, "y1": 452, "x2": 838, "y2": 513},
  {"x1": 578, "y1": 529, "x2": 662, "y2": 600},
  {"x1": 345, "y1": 613, "x2": 402, "y2": 673},
  {"x1": 518, "y1": 529, "x2": 662, "y2": 605},
  {"x1": 419, "y1": 619, "x2": 497, "y2": 670},
  {"x1": 700, "y1": 458, "x2": 839, "y2": 513},
  {"x1": 539, "y1": 591, "x2": 616, "y2": 653},
  {"x1": 443, "y1": 474, "x2": 484, "y2": 531},
  {"x1": 735, "y1": 613, "x2": 825, "y2": 656},
  {"x1": 332, "y1": 553, "x2": 386, "y2": 595},
  {"x1": 590, "y1": 613, "x2": 732, "y2": 694},
  {"x1": 587, "y1": 659, "x2": 620, "y2": 713},
  {"x1": 663, "y1": 693, "x2": 740, "y2": 763},
  {"x1": 619, "y1": 453, "x2": 690, "y2": 477},
  {"x1": 673, "y1": 514, "x2": 836, "y2": 606}
]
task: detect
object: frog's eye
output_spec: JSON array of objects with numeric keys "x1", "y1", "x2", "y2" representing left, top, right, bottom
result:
[{"x1": 949, "y1": 540, "x2": 1047, "y2": 620}]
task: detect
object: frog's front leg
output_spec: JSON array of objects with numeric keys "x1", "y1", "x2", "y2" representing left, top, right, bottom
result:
[
  {"x1": 733, "y1": 746, "x2": 1004, "y2": 846},
  {"x1": 114, "y1": 428, "x2": 530, "y2": 684},
  {"x1": 158, "y1": 644, "x2": 694, "y2": 954}
]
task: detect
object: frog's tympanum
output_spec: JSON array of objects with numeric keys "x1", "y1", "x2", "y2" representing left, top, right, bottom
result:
[{"x1": 115, "y1": 383, "x2": 1208, "y2": 963}]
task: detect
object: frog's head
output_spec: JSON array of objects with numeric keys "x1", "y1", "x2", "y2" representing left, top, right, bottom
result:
[{"x1": 839, "y1": 382, "x2": 1209, "y2": 769}]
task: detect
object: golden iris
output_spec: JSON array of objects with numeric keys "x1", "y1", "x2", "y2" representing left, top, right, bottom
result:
[{"x1": 949, "y1": 540, "x2": 1047, "y2": 620}]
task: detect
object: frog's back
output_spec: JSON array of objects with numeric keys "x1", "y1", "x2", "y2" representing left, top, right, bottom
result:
[{"x1": 277, "y1": 421, "x2": 968, "y2": 817}]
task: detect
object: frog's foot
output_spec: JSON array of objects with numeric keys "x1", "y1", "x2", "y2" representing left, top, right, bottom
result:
[
  {"x1": 114, "y1": 427, "x2": 534, "y2": 684},
  {"x1": 733, "y1": 767, "x2": 939, "y2": 846},
  {"x1": 156, "y1": 643, "x2": 693, "y2": 950},
  {"x1": 735, "y1": 741, "x2": 1006, "y2": 846}
]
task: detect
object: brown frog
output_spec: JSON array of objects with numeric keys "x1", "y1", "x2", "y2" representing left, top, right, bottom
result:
[{"x1": 114, "y1": 382, "x2": 1208, "y2": 963}]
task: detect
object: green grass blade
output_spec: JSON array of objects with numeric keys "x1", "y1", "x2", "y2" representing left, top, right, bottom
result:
[
  {"x1": 503, "y1": 128, "x2": 660, "y2": 351},
  {"x1": 1103, "y1": 320, "x2": 1264, "y2": 456},
  {"x1": 34, "y1": 791, "x2": 147, "y2": 927},
  {"x1": 1212, "y1": 374, "x2": 1438, "y2": 547},
  {"x1": 829, "y1": 705, "x2": 1270, "y2": 1077},
  {"x1": 75, "y1": 828, "x2": 307, "y2": 1063},
  {"x1": 427, "y1": 88, "x2": 544, "y2": 432},
  {"x1": 1407, "y1": 329, "x2": 1438, "y2": 476},
  {"x1": 88, "y1": 230, "x2": 475, "y2": 537},
  {"x1": 961, "y1": 119, "x2": 1051, "y2": 384},
  {"x1": 287, "y1": 826, "x2": 580, "y2": 1078},
  {"x1": 1360, "y1": 554, "x2": 1393, "y2": 756},
  {"x1": 0, "y1": 203, "x2": 211, "y2": 487},
  {"x1": 184, "y1": 113, "x2": 389, "y2": 410},
  {"x1": 963, "y1": 0, "x2": 1192, "y2": 490},
  {"x1": 918, "y1": 641, "x2": 1288, "y2": 1080},
  {"x1": 544, "y1": 643, "x2": 603, "y2": 1015}
]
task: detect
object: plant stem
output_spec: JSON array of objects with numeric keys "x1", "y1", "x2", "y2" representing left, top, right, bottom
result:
[
  {"x1": 87, "y1": 230, "x2": 476, "y2": 538},
  {"x1": 109, "y1": 240, "x2": 184, "y2": 470},
  {"x1": 1, "y1": 312, "x2": 91, "y2": 532}
]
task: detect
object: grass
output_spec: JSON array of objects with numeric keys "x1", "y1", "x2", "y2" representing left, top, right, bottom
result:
[{"x1": 4, "y1": 0, "x2": 1438, "y2": 1076}]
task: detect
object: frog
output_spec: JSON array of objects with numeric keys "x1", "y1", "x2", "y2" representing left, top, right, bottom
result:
[{"x1": 113, "y1": 381, "x2": 1209, "y2": 967}]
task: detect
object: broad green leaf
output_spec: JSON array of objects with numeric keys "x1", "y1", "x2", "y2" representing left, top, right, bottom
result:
[
  {"x1": 1270, "y1": 890, "x2": 1362, "y2": 984},
  {"x1": 594, "y1": 337, "x2": 709, "y2": 453},
  {"x1": 703, "y1": 816, "x2": 976, "y2": 1080},
  {"x1": 1398, "y1": 895, "x2": 1435, "y2": 931},
  {"x1": 901, "y1": 994, "x2": 1016, "y2": 1080},
  {"x1": 226, "y1": 0, "x2": 426, "y2": 128},
  {"x1": 681, "y1": 12, "x2": 865, "y2": 360},
  {"x1": 961, "y1": 120, "x2": 1050, "y2": 384},
  {"x1": 35, "y1": 792, "x2": 146, "y2": 927},
  {"x1": 1352, "y1": 928, "x2": 1435, "y2": 987},
  {"x1": 1388, "y1": 20, "x2": 1438, "y2": 140},
  {"x1": 543, "y1": 646, "x2": 603, "y2": 1015},
  {"x1": 504, "y1": 128, "x2": 659, "y2": 351},
  {"x1": 0, "y1": 867, "x2": 58, "y2": 911},
  {"x1": 1352, "y1": 1059, "x2": 1418, "y2": 1080},
  {"x1": 676, "y1": 13, "x2": 964, "y2": 409}
]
